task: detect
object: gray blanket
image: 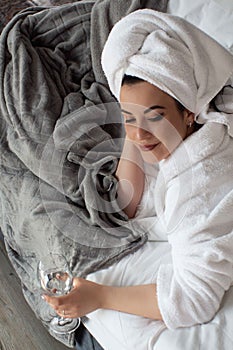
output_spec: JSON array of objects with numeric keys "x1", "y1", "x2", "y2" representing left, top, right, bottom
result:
[{"x1": 0, "y1": 0, "x2": 168, "y2": 347}]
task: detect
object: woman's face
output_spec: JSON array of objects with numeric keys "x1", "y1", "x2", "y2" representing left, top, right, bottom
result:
[{"x1": 120, "y1": 81, "x2": 194, "y2": 163}]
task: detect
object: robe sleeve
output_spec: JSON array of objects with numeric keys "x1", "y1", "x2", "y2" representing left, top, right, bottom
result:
[{"x1": 156, "y1": 186, "x2": 233, "y2": 329}]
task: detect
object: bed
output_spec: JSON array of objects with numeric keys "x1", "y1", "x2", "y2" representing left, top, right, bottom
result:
[{"x1": 0, "y1": 0, "x2": 233, "y2": 349}]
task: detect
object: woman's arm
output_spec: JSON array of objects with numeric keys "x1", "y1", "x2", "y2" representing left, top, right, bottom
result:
[
  {"x1": 116, "y1": 138, "x2": 145, "y2": 218},
  {"x1": 101, "y1": 282, "x2": 162, "y2": 320},
  {"x1": 43, "y1": 277, "x2": 163, "y2": 320}
]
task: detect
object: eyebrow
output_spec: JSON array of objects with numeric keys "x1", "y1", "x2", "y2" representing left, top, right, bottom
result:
[
  {"x1": 144, "y1": 105, "x2": 165, "y2": 114},
  {"x1": 121, "y1": 105, "x2": 165, "y2": 115}
]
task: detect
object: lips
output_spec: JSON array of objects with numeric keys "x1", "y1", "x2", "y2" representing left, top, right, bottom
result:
[{"x1": 139, "y1": 143, "x2": 159, "y2": 152}]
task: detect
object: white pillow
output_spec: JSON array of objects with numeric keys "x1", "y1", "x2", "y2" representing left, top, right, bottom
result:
[{"x1": 167, "y1": 0, "x2": 233, "y2": 54}]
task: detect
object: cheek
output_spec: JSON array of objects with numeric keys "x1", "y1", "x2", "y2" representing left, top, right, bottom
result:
[
  {"x1": 124, "y1": 124, "x2": 135, "y2": 139},
  {"x1": 170, "y1": 114, "x2": 187, "y2": 139},
  {"x1": 149, "y1": 124, "x2": 166, "y2": 141},
  {"x1": 151, "y1": 118, "x2": 185, "y2": 144}
]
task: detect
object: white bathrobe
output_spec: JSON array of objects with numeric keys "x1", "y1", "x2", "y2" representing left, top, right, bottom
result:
[{"x1": 84, "y1": 121, "x2": 233, "y2": 350}]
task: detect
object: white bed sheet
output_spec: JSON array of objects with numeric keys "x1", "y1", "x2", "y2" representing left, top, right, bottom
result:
[
  {"x1": 84, "y1": 241, "x2": 172, "y2": 350},
  {"x1": 167, "y1": 0, "x2": 233, "y2": 54}
]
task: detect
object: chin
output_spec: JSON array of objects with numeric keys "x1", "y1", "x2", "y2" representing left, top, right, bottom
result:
[
  {"x1": 138, "y1": 142, "x2": 172, "y2": 163},
  {"x1": 142, "y1": 150, "x2": 170, "y2": 164},
  {"x1": 141, "y1": 152, "x2": 159, "y2": 164}
]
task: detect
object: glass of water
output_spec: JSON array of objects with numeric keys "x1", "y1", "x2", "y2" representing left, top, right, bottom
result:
[{"x1": 38, "y1": 253, "x2": 80, "y2": 334}]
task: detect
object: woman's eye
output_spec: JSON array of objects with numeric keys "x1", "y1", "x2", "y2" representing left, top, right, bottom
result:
[
  {"x1": 147, "y1": 114, "x2": 164, "y2": 122},
  {"x1": 124, "y1": 117, "x2": 136, "y2": 124},
  {"x1": 122, "y1": 113, "x2": 164, "y2": 124}
]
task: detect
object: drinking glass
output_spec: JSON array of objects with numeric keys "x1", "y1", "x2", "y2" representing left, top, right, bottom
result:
[{"x1": 38, "y1": 253, "x2": 80, "y2": 334}]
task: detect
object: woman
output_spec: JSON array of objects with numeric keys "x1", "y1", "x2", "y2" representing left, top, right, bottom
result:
[{"x1": 44, "y1": 9, "x2": 233, "y2": 349}]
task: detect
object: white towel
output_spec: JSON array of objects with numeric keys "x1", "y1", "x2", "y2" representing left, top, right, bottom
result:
[
  {"x1": 101, "y1": 9, "x2": 233, "y2": 117},
  {"x1": 197, "y1": 76, "x2": 233, "y2": 137}
]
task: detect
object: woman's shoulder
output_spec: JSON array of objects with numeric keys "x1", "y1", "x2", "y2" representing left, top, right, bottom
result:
[
  {"x1": 158, "y1": 122, "x2": 231, "y2": 182},
  {"x1": 193, "y1": 122, "x2": 229, "y2": 151},
  {"x1": 199, "y1": 122, "x2": 233, "y2": 161},
  {"x1": 183, "y1": 121, "x2": 233, "y2": 168}
]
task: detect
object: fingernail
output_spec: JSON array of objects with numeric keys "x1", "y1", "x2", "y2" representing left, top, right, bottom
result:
[{"x1": 41, "y1": 295, "x2": 45, "y2": 300}]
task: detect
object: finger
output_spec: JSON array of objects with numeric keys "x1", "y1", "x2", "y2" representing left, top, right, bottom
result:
[
  {"x1": 57, "y1": 310, "x2": 71, "y2": 318},
  {"x1": 58, "y1": 310, "x2": 79, "y2": 319},
  {"x1": 43, "y1": 294, "x2": 75, "y2": 316},
  {"x1": 43, "y1": 294, "x2": 61, "y2": 307},
  {"x1": 56, "y1": 272, "x2": 69, "y2": 281}
]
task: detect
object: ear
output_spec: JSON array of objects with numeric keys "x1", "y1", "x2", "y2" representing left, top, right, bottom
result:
[{"x1": 183, "y1": 110, "x2": 195, "y2": 127}]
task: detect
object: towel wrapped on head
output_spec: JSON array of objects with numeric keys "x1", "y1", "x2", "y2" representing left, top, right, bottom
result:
[{"x1": 101, "y1": 9, "x2": 233, "y2": 131}]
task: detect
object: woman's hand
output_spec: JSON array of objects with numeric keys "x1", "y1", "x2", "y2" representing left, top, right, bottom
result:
[
  {"x1": 43, "y1": 277, "x2": 103, "y2": 319},
  {"x1": 43, "y1": 277, "x2": 162, "y2": 321}
]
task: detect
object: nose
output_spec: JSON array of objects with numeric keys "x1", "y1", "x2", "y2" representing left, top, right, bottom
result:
[{"x1": 134, "y1": 125, "x2": 151, "y2": 141}]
